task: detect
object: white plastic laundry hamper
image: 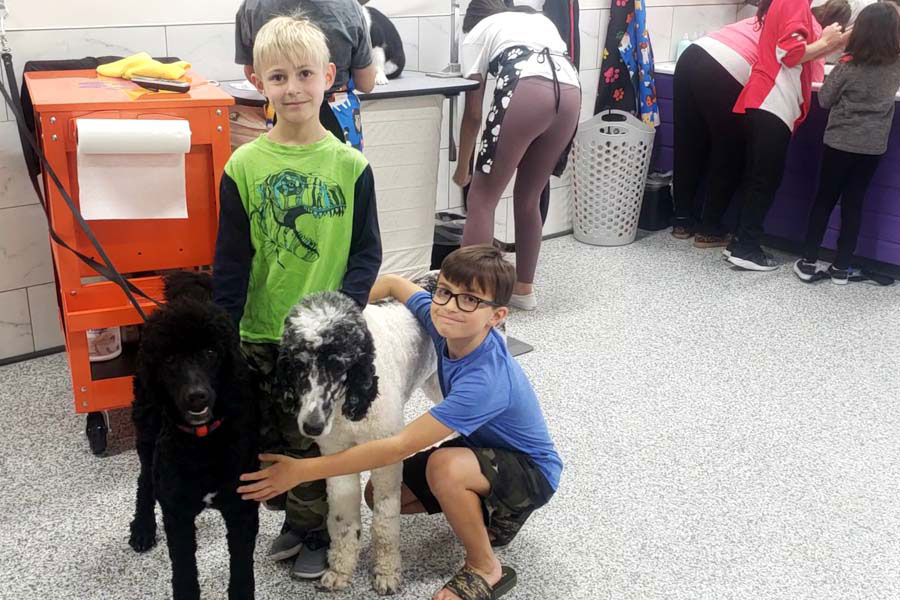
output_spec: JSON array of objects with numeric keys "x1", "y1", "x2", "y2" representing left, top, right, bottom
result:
[{"x1": 571, "y1": 110, "x2": 656, "y2": 246}]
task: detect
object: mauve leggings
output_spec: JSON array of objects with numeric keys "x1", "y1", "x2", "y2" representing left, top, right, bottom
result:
[{"x1": 461, "y1": 76, "x2": 581, "y2": 284}]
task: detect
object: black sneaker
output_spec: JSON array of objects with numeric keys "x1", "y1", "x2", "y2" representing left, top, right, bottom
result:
[
  {"x1": 793, "y1": 259, "x2": 818, "y2": 282},
  {"x1": 827, "y1": 264, "x2": 856, "y2": 285},
  {"x1": 726, "y1": 246, "x2": 779, "y2": 271},
  {"x1": 722, "y1": 240, "x2": 736, "y2": 259}
]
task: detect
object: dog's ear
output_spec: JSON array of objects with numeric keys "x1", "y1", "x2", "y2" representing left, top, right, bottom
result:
[
  {"x1": 342, "y1": 322, "x2": 378, "y2": 422},
  {"x1": 273, "y1": 347, "x2": 301, "y2": 416}
]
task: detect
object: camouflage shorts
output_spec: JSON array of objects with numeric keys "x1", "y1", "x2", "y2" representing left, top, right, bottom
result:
[
  {"x1": 241, "y1": 342, "x2": 329, "y2": 545},
  {"x1": 402, "y1": 438, "x2": 555, "y2": 547}
]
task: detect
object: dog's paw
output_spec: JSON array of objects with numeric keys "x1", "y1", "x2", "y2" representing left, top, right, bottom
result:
[
  {"x1": 128, "y1": 521, "x2": 157, "y2": 553},
  {"x1": 372, "y1": 572, "x2": 401, "y2": 595},
  {"x1": 318, "y1": 569, "x2": 352, "y2": 591},
  {"x1": 375, "y1": 71, "x2": 389, "y2": 85}
]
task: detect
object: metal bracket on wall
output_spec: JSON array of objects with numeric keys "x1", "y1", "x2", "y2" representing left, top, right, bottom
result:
[{"x1": 0, "y1": 1, "x2": 10, "y2": 54}]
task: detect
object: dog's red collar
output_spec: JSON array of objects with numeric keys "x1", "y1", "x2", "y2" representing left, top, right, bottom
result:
[{"x1": 176, "y1": 418, "x2": 223, "y2": 437}]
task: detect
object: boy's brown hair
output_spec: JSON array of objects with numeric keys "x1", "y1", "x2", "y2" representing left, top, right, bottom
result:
[{"x1": 439, "y1": 245, "x2": 515, "y2": 307}]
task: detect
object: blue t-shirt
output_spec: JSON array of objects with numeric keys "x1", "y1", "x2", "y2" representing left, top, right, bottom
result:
[{"x1": 406, "y1": 291, "x2": 562, "y2": 490}]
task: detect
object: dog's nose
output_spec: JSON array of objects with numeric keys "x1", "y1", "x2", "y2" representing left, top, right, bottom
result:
[
  {"x1": 186, "y1": 389, "x2": 209, "y2": 410},
  {"x1": 302, "y1": 420, "x2": 324, "y2": 437}
]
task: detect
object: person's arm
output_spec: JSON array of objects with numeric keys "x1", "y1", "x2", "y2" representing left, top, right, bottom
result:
[
  {"x1": 817, "y1": 60, "x2": 848, "y2": 109},
  {"x1": 801, "y1": 28, "x2": 849, "y2": 63},
  {"x1": 452, "y1": 76, "x2": 485, "y2": 188},
  {"x1": 238, "y1": 413, "x2": 453, "y2": 501},
  {"x1": 212, "y1": 173, "x2": 253, "y2": 329},
  {"x1": 782, "y1": 23, "x2": 844, "y2": 66},
  {"x1": 368, "y1": 274, "x2": 425, "y2": 304},
  {"x1": 350, "y1": 1, "x2": 376, "y2": 93},
  {"x1": 353, "y1": 64, "x2": 378, "y2": 93},
  {"x1": 243, "y1": 64, "x2": 254, "y2": 83},
  {"x1": 339, "y1": 165, "x2": 382, "y2": 307}
]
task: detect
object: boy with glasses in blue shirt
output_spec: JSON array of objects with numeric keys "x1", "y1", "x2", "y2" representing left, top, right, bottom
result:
[{"x1": 238, "y1": 245, "x2": 561, "y2": 600}]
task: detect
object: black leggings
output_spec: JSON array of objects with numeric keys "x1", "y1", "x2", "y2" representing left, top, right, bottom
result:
[
  {"x1": 734, "y1": 108, "x2": 793, "y2": 251},
  {"x1": 672, "y1": 44, "x2": 747, "y2": 235},
  {"x1": 803, "y1": 146, "x2": 882, "y2": 268}
]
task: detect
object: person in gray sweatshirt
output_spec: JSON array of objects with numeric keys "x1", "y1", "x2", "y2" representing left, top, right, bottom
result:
[{"x1": 795, "y1": 1, "x2": 900, "y2": 284}]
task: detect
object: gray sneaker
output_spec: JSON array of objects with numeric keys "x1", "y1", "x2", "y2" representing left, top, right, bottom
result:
[
  {"x1": 290, "y1": 543, "x2": 329, "y2": 579},
  {"x1": 267, "y1": 529, "x2": 304, "y2": 562}
]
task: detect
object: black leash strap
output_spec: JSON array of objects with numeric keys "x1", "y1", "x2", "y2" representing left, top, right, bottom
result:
[{"x1": 1, "y1": 52, "x2": 162, "y2": 319}]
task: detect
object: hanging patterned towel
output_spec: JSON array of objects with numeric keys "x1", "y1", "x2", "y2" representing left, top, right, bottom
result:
[{"x1": 594, "y1": 0, "x2": 659, "y2": 126}]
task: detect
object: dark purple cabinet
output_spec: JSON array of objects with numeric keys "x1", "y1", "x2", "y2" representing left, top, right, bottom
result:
[{"x1": 653, "y1": 71, "x2": 900, "y2": 266}]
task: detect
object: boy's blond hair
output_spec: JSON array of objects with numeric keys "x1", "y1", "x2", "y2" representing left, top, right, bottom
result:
[{"x1": 253, "y1": 13, "x2": 331, "y2": 73}]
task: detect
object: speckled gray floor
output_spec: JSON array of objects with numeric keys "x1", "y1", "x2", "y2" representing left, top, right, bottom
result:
[{"x1": 2, "y1": 231, "x2": 900, "y2": 600}]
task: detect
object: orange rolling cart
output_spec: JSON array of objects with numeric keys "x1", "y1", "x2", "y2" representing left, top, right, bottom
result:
[{"x1": 25, "y1": 70, "x2": 234, "y2": 454}]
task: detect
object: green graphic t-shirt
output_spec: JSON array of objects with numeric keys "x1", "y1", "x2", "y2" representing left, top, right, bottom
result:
[{"x1": 223, "y1": 133, "x2": 368, "y2": 342}]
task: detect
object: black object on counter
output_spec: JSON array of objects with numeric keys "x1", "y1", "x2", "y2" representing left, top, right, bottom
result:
[{"x1": 431, "y1": 212, "x2": 466, "y2": 270}]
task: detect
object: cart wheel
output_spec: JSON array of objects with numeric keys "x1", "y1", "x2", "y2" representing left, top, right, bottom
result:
[{"x1": 86, "y1": 411, "x2": 108, "y2": 456}]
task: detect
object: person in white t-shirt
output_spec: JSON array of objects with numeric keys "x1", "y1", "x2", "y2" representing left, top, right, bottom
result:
[{"x1": 454, "y1": 0, "x2": 581, "y2": 312}]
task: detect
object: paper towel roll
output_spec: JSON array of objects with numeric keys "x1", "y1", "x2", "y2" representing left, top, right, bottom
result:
[
  {"x1": 76, "y1": 119, "x2": 191, "y2": 154},
  {"x1": 76, "y1": 119, "x2": 191, "y2": 220}
]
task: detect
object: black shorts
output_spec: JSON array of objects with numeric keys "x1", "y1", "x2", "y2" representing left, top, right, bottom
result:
[{"x1": 402, "y1": 438, "x2": 555, "y2": 546}]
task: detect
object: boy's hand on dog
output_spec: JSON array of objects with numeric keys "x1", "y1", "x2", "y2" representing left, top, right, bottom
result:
[{"x1": 238, "y1": 454, "x2": 305, "y2": 501}]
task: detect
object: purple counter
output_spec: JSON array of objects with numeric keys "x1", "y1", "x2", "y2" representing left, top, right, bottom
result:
[{"x1": 653, "y1": 70, "x2": 900, "y2": 267}]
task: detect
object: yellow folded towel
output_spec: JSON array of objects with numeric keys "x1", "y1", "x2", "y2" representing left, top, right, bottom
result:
[
  {"x1": 97, "y1": 52, "x2": 152, "y2": 78},
  {"x1": 125, "y1": 60, "x2": 191, "y2": 81},
  {"x1": 97, "y1": 53, "x2": 191, "y2": 80}
]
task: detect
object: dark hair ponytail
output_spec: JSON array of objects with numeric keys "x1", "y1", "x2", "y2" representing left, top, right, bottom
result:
[
  {"x1": 755, "y1": 0, "x2": 774, "y2": 26},
  {"x1": 844, "y1": 2, "x2": 900, "y2": 66},
  {"x1": 462, "y1": 0, "x2": 537, "y2": 33}
]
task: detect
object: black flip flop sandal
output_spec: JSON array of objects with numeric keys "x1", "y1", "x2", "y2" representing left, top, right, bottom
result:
[
  {"x1": 493, "y1": 566, "x2": 517, "y2": 598},
  {"x1": 442, "y1": 565, "x2": 518, "y2": 600}
]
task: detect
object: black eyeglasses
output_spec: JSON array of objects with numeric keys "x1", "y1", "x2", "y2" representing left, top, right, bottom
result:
[{"x1": 431, "y1": 286, "x2": 499, "y2": 313}]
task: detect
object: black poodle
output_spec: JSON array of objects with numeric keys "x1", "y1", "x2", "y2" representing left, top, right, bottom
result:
[{"x1": 128, "y1": 271, "x2": 260, "y2": 600}]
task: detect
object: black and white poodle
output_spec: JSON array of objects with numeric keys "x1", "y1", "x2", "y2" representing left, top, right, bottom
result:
[
  {"x1": 128, "y1": 271, "x2": 260, "y2": 600},
  {"x1": 275, "y1": 280, "x2": 442, "y2": 594}
]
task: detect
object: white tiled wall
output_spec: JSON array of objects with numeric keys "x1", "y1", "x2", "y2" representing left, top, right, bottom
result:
[
  {"x1": 0, "y1": 288, "x2": 34, "y2": 358},
  {"x1": 0, "y1": 0, "x2": 740, "y2": 360}
]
